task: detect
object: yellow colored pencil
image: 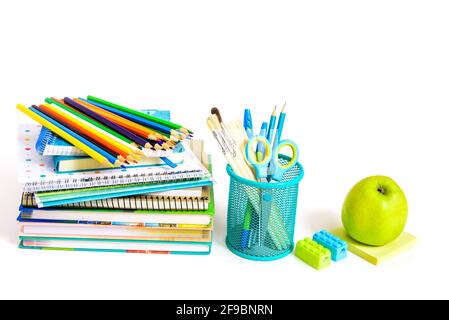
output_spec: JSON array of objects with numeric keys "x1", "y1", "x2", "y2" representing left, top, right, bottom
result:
[
  {"x1": 73, "y1": 98, "x2": 169, "y2": 142},
  {"x1": 43, "y1": 103, "x2": 143, "y2": 156},
  {"x1": 16, "y1": 104, "x2": 114, "y2": 167}
]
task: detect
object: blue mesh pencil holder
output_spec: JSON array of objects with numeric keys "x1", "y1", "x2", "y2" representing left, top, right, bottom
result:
[{"x1": 226, "y1": 156, "x2": 304, "y2": 261}]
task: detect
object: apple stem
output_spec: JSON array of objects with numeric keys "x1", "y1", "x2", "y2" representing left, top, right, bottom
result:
[{"x1": 377, "y1": 186, "x2": 386, "y2": 195}]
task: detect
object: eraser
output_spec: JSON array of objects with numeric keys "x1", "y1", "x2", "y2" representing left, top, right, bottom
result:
[
  {"x1": 295, "y1": 238, "x2": 331, "y2": 270},
  {"x1": 313, "y1": 230, "x2": 348, "y2": 262}
]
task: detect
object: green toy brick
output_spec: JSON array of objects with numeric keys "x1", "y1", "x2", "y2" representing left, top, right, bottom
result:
[{"x1": 295, "y1": 238, "x2": 331, "y2": 270}]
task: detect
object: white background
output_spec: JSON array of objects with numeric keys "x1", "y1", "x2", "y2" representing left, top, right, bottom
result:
[{"x1": 0, "y1": 0, "x2": 448, "y2": 300}]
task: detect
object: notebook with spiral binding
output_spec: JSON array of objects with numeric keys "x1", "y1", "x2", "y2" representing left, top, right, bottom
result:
[
  {"x1": 36, "y1": 126, "x2": 86, "y2": 156},
  {"x1": 35, "y1": 109, "x2": 171, "y2": 156},
  {"x1": 18, "y1": 180, "x2": 215, "y2": 226},
  {"x1": 20, "y1": 185, "x2": 211, "y2": 211},
  {"x1": 19, "y1": 124, "x2": 210, "y2": 193}
]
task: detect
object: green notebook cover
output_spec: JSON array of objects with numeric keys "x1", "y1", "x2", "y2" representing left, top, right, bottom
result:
[{"x1": 20, "y1": 184, "x2": 215, "y2": 219}]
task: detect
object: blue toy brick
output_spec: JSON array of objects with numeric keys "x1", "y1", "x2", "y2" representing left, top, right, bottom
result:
[{"x1": 313, "y1": 230, "x2": 347, "y2": 262}]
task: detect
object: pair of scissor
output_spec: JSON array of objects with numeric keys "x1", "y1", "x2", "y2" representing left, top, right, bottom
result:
[
  {"x1": 245, "y1": 136, "x2": 299, "y2": 182},
  {"x1": 245, "y1": 135, "x2": 298, "y2": 248}
]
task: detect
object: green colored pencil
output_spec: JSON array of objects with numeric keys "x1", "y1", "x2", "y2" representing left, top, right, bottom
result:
[
  {"x1": 87, "y1": 95, "x2": 193, "y2": 134},
  {"x1": 45, "y1": 97, "x2": 134, "y2": 145}
]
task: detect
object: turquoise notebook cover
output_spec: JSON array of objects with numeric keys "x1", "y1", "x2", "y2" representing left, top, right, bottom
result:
[
  {"x1": 35, "y1": 179, "x2": 213, "y2": 207},
  {"x1": 36, "y1": 156, "x2": 214, "y2": 208},
  {"x1": 36, "y1": 127, "x2": 75, "y2": 155},
  {"x1": 19, "y1": 236, "x2": 211, "y2": 255}
]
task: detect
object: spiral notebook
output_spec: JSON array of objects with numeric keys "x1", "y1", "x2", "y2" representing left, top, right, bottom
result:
[
  {"x1": 21, "y1": 185, "x2": 211, "y2": 211},
  {"x1": 19, "y1": 124, "x2": 210, "y2": 193},
  {"x1": 18, "y1": 181, "x2": 215, "y2": 225},
  {"x1": 36, "y1": 109, "x2": 171, "y2": 156}
]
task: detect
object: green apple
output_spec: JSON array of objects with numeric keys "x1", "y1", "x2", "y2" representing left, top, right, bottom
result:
[{"x1": 342, "y1": 176, "x2": 408, "y2": 246}]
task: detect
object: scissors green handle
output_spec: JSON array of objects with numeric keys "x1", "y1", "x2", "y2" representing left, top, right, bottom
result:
[
  {"x1": 269, "y1": 139, "x2": 298, "y2": 181},
  {"x1": 245, "y1": 136, "x2": 272, "y2": 180}
]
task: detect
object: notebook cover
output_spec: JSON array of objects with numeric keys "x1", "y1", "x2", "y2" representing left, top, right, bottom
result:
[
  {"x1": 33, "y1": 154, "x2": 214, "y2": 208},
  {"x1": 19, "y1": 182, "x2": 215, "y2": 216},
  {"x1": 17, "y1": 213, "x2": 214, "y2": 229},
  {"x1": 21, "y1": 185, "x2": 214, "y2": 215},
  {"x1": 35, "y1": 178, "x2": 213, "y2": 208},
  {"x1": 20, "y1": 154, "x2": 214, "y2": 212},
  {"x1": 20, "y1": 185, "x2": 209, "y2": 210},
  {"x1": 19, "y1": 220, "x2": 213, "y2": 231},
  {"x1": 19, "y1": 124, "x2": 210, "y2": 192},
  {"x1": 18, "y1": 167, "x2": 215, "y2": 223},
  {"x1": 19, "y1": 236, "x2": 211, "y2": 255},
  {"x1": 36, "y1": 127, "x2": 84, "y2": 156},
  {"x1": 19, "y1": 222, "x2": 212, "y2": 242},
  {"x1": 53, "y1": 150, "x2": 185, "y2": 173}
]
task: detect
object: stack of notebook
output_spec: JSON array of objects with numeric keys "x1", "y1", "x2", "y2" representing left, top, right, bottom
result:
[{"x1": 17, "y1": 103, "x2": 214, "y2": 255}]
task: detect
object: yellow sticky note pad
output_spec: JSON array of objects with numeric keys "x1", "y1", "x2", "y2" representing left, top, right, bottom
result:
[{"x1": 330, "y1": 227, "x2": 417, "y2": 265}]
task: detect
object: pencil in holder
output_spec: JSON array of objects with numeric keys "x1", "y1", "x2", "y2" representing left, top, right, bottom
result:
[{"x1": 226, "y1": 155, "x2": 304, "y2": 261}]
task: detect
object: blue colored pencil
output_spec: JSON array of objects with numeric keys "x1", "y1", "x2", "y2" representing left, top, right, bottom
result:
[
  {"x1": 64, "y1": 98, "x2": 177, "y2": 168},
  {"x1": 81, "y1": 98, "x2": 182, "y2": 139},
  {"x1": 266, "y1": 105, "x2": 277, "y2": 144},
  {"x1": 268, "y1": 103, "x2": 287, "y2": 179},
  {"x1": 34, "y1": 104, "x2": 128, "y2": 166},
  {"x1": 29, "y1": 106, "x2": 119, "y2": 166},
  {"x1": 63, "y1": 98, "x2": 155, "y2": 149},
  {"x1": 276, "y1": 102, "x2": 286, "y2": 143}
]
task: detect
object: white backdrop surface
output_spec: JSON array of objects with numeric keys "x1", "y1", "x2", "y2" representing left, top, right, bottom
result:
[{"x1": 0, "y1": 0, "x2": 448, "y2": 299}]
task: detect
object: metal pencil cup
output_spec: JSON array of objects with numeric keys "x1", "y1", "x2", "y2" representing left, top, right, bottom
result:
[{"x1": 226, "y1": 156, "x2": 304, "y2": 261}]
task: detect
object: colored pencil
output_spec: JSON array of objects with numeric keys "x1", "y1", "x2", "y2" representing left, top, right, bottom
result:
[
  {"x1": 42, "y1": 102, "x2": 142, "y2": 157},
  {"x1": 45, "y1": 101, "x2": 143, "y2": 159},
  {"x1": 35, "y1": 104, "x2": 134, "y2": 163},
  {"x1": 80, "y1": 98, "x2": 182, "y2": 142},
  {"x1": 75, "y1": 98, "x2": 173, "y2": 151},
  {"x1": 50, "y1": 97, "x2": 141, "y2": 152},
  {"x1": 266, "y1": 105, "x2": 277, "y2": 145},
  {"x1": 62, "y1": 98, "x2": 157, "y2": 150},
  {"x1": 87, "y1": 95, "x2": 193, "y2": 134},
  {"x1": 149, "y1": 139, "x2": 173, "y2": 151},
  {"x1": 17, "y1": 104, "x2": 117, "y2": 167},
  {"x1": 35, "y1": 105, "x2": 130, "y2": 164},
  {"x1": 276, "y1": 102, "x2": 286, "y2": 143},
  {"x1": 82, "y1": 98, "x2": 183, "y2": 138},
  {"x1": 45, "y1": 97, "x2": 135, "y2": 146},
  {"x1": 72, "y1": 98, "x2": 168, "y2": 142}
]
